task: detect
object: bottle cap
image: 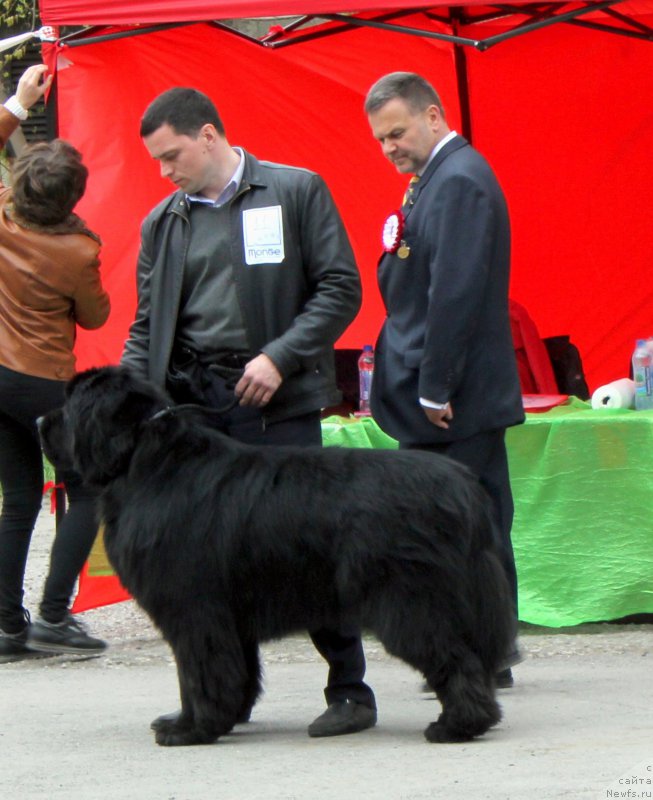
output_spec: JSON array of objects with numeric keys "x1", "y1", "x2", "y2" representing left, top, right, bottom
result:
[{"x1": 363, "y1": 344, "x2": 373, "y2": 351}]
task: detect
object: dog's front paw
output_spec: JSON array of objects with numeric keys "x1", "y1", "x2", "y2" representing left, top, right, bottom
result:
[
  {"x1": 424, "y1": 721, "x2": 472, "y2": 743},
  {"x1": 150, "y1": 708, "x2": 183, "y2": 734},
  {"x1": 154, "y1": 723, "x2": 218, "y2": 747},
  {"x1": 151, "y1": 709, "x2": 217, "y2": 745}
]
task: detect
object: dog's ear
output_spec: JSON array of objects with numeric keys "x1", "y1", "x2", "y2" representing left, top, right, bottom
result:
[
  {"x1": 64, "y1": 365, "x2": 107, "y2": 399},
  {"x1": 109, "y1": 389, "x2": 163, "y2": 426},
  {"x1": 65, "y1": 366, "x2": 168, "y2": 486},
  {"x1": 38, "y1": 409, "x2": 75, "y2": 473}
]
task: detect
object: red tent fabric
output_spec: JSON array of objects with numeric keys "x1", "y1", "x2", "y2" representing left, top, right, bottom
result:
[
  {"x1": 41, "y1": 5, "x2": 653, "y2": 393},
  {"x1": 39, "y1": 0, "x2": 577, "y2": 26},
  {"x1": 36, "y1": 1, "x2": 653, "y2": 394},
  {"x1": 31, "y1": 2, "x2": 653, "y2": 608}
]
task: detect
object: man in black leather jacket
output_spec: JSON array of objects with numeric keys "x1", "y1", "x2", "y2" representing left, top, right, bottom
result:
[{"x1": 122, "y1": 86, "x2": 376, "y2": 737}]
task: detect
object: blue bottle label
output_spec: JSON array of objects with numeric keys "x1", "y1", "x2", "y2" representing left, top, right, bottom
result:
[{"x1": 359, "y1": 370, "x2": 373, "y2": 401}]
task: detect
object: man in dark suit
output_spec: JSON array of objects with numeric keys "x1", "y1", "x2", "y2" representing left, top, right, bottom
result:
[{"x1": 365, "y1": 72, "x2": 525, "y2": 686}]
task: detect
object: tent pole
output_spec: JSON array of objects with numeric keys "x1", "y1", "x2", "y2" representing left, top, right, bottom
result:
[
  {"x1": 567, "y1": 19, "x2": 653, "y2": 41},
  {"x1": 62, "y1": 21, "x2": 195, "y2": 48},
  {"x1": 45, "y1": 74, "x2": 58, "y2": 140},
  {"x1": 451, "y1": 12, "x2": 473, "y2": 143}
]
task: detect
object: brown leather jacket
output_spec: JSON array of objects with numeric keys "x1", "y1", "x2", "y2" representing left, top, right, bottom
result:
[{"x1": 0, "y1": 107, "x2": 110, "y2": 380}]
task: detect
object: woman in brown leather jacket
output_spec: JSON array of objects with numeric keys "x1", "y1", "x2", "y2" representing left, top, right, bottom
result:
[{"x1": 0, "y1": 65, "x2": 111, "y2": 662}]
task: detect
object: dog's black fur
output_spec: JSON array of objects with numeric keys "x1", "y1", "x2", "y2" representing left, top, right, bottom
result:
[{"x1": 40, "y1": 366, "x2": 515, "y2": 746}]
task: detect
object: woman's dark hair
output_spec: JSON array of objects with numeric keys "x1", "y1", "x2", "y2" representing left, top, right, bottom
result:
[{"x1": 11, "y1": 139, "x2": 88, "y2": 226}]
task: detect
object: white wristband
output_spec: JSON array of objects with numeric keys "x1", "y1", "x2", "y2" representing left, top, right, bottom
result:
[
  {"x1": 4, "y1": 95, "x2": 28, "y2": 121},
  {"x1": 420, "y1": 398, "x2": 449, "y2": 410}
]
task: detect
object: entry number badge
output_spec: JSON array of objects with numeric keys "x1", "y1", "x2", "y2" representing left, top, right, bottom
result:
[{"x1": 243, "y1": 206, "x2": 285, "y2": 265}]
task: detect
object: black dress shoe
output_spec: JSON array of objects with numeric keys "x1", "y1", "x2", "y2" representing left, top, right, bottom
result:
[
  {"x1": 496, "y1": 646, "x2": 524, "y2": 688},
  {"x1": 496, "y1": 668, "x2": 514, "y2": 688},
  {"x1": 308, "y1": 699, "x2": 377, "y2": 738},
  {"x1": 499, "y1": 647, "x2": 524, "y2": 672}
]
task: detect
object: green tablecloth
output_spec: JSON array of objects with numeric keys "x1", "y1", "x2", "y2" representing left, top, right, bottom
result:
[{"x1": 321, "y1": 400, "x2": 653, "y2": 628}]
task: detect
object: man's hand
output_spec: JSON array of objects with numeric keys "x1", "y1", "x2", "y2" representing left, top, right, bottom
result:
[
  {"x1": 235, "y1": 353, "x2": 283, "y2": 407},
  {"x1": 15, "y1": 65, "x2": 52, "y2": 111},
  {"x1": 423, "y1": 403, "x2": 453, "y2": 430}
]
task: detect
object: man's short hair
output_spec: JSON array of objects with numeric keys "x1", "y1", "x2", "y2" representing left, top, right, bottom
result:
[
  {"x1": 364, "y1": 72, "x2": 445, "y2": 118},
  {"x1": 11, "y1": 139, "x2": 88, "y2": 225},
  {"x1": 140, "y1": 87, "x2": 225, "y2": 138}
]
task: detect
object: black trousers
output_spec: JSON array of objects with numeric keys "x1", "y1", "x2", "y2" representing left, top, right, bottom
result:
[
  {"x1": 192, "y1": 369, "x2": 376, "y2": 709},
  {"x1": 0, "y1": 365, "x2": 99, "y2": 632},
  {"x1": 401, "y1": 428, "x2": 519, "y2": 613}
]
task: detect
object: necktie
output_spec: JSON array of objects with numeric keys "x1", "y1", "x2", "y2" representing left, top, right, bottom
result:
[{"x1": 402, "y1": 175, "x2": 420, "y2": 208}]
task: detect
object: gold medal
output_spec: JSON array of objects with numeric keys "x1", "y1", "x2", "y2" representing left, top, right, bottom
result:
[{"x1": 397, "y1": 242, "x2": 410, "y2": 259}]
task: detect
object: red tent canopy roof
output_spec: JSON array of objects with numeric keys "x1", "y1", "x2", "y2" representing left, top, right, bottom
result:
[{"x1": 39, "y1": 0, "x2": 636, "y2": 27}]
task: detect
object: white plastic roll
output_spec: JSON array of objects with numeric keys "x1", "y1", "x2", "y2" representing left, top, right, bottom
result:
[{"x1": 591, "y1": 378, "x2": 636, "y2": 409}]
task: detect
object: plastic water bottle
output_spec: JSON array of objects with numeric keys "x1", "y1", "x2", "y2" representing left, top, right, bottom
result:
[
  {"x1": 358, "y1": 344, "x2": 375, "y2": 416},
  {"x1": 632, "y1": 339, "x2": 653, "y2": 410}
]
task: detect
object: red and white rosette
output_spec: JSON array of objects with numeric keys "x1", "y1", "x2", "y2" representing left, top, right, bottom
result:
[{"x1": 382, "y1": 210, "x2": 405, "y2": 254}]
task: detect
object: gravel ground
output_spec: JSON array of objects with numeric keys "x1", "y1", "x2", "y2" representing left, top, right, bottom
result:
[{"x1": 17, "y1": 500, "x2": 653, "y2": 669}]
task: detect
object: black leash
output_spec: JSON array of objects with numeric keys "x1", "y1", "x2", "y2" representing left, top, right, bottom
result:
[{"x1": 149, "y1": 396, "x2": 239, "y2": 423}]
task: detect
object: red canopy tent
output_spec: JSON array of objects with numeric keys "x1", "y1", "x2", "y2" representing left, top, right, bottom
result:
[
  {"x1": 37, "y1": 0, "x2": 653, "y2": 393},
  {"x1": 33, "y1": 1, "x2": 653, "y2": 609},
  {"x1": 35, "y1": 0, "x2": 653, "y2": 389}
]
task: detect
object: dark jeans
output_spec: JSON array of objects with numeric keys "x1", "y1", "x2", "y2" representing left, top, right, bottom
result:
[
  {"x1": 188, "y1": 367, "x2": 376, "y2": 709},
  {"x1": 0, "y1": 365, "x2": 99, "y2": 632},
  {"x1": 401, "y1": 428, "x2": 519, "y2": 614}
]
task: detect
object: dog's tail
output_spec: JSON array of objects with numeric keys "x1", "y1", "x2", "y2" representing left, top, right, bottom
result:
[
  {"x1": 464, "y1": 488, "x2": 516, "y2": 673},
  {"x1": 469, "y1": 544, "x2": 516, "y2": 673}
]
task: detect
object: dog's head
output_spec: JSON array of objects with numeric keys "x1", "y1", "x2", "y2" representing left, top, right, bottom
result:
[{"x1": 40, "y1": 366, "x2": 171, "y2": 487}]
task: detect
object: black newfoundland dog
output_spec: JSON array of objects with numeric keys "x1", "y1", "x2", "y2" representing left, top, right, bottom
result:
[{"x1": 40, "y1": 366, "x2": 515, "y2": 747}]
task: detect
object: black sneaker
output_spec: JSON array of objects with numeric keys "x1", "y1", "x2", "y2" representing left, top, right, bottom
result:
[
  {"x1": 0, "y1": 623, "x2": 32, "y2": 664},
  {"x1": 307, "y1": 700, "x2": 377, "y2": 738},
  {"x1": 0, "y1": 611, "x2": 52, "y2": 664},
  {"x1": 27, "y1": 613, "x2": 107, "y2": 655}
]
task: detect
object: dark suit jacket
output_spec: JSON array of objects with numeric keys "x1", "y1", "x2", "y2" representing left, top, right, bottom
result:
[
  {"x1": 371, "y1": 135, "x2": 524, "y2": 445},
  {"x1": 122, "y1": 151, "x2": 361, "y2": 424}
]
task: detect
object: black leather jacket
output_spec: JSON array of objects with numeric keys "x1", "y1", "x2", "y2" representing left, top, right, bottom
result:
[{"x1": 122, "y1": 151, "x2": 361, "y2": 423}]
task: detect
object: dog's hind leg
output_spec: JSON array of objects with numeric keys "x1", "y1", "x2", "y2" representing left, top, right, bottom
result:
[
  {"x1": 423, "y1": 651, "x2": 502, "y2": 743},
  {"x1": 236, "y1": 638, "x2": 262, "y2": 724},
  {"x1": 373, "y1": 604, "x2": 500, "y2": 743},
  {"x1": 154, "y1": 610, "x2": 249, "y2": 747}
]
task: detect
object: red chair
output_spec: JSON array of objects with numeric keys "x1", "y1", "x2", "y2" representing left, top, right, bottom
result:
[{"x1": 509, "y1": 299, "x2": 559, "y2": 395}]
